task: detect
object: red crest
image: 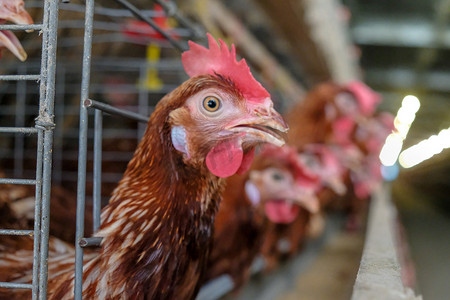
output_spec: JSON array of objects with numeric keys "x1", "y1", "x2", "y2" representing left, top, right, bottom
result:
[{"x1": 181, "y1": 33, "x2": 270, "y2": 103}]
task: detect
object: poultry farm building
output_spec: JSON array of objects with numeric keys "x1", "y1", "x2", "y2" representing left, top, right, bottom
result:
[{"x1": 0, "y1": 0, "x2": 449, "y2": 300}]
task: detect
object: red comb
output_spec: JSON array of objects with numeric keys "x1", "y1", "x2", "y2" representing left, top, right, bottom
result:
[
  {"x1": 345, "y1": 81, "x2": 381, "y2": 116},
  {"x1": 181, "y1": 33, "x2": 270, "y2": 103}
]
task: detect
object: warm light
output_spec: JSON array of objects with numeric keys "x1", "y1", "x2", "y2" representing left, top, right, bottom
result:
[
  {"x1": 379, "y1": 133, "x2": 404, "y2": 166},
  {"x1": 401, "y1": 95, "x2": 421, "y2": 113},
  {"x1": 394, "y1": 122, "x2": 411, "y2": 139},
  {"x1": 396, "y1": 107, "x2": 416, "y2": 125},
  {"x1": 399, "y1": 126, "x2": 450, "y2": 168},
  {"x1": 438, "y1": 128, "x2": 450, "y2": 148},
  {"x1": 379, "y1": 95, "x2": 421, "y2": 166}
]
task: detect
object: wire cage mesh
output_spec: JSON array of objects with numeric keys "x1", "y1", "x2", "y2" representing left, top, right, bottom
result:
[{"x1": 0, "y1": 0, "x2": 59, "y2": 298}]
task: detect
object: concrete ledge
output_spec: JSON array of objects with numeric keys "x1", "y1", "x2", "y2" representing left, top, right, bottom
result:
[{"x1": 352, "y1": 186, "x2": 422, "y2": 300}]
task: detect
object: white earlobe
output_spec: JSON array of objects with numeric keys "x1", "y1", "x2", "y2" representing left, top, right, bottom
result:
[
  {"x1": 245, "y1": 180, "x2": 261, "y2": 206},
  {"x1": 171, "y1": 126, "x2": 190, "y2": 157}
]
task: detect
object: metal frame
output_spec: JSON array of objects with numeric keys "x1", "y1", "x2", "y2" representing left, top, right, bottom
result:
[{"x1": 0, "y1": 0, "x2": 59, "y2": 299}]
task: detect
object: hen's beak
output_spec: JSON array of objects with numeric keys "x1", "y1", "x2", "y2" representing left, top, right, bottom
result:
[
  {"x1": 286, "y1": 186, "x2": 320, "y2": 214},
  {"x1": 0, "y1": 30, "x2": 27, "y2": 61},
  {"x1": 1, "y1": 4, "x2": 34, "y2": 26},
  {"x1": 326, "y1": 176, "x2": 347, "y2": 195},
  {"x1": 0, "y1": 4, "x2": 34, "y2": 61},
  {"x1": 225, "y1": 103, "x2": 288, "y2": 147}
]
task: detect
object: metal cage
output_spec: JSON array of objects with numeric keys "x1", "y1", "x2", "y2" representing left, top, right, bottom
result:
[{"x1": 0, "y1": 0, "x2": 59, "y2": 298}]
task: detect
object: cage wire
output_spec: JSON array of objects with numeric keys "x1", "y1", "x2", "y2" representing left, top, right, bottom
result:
[{"x1": 0, "y1": 0, "x2": 59, "y2": 298}]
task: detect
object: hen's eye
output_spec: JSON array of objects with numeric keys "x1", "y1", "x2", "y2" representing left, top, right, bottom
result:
[
  {"x1": 272, "y1": 172, "x2": 284, "y2": 181},
  {"x1": 203, "y1": 96, "x2": 221, "y2": 112}
]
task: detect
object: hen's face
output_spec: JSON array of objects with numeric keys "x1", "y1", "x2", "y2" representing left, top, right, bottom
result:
[
  {"x1": 299, "y1": 148, "x2": 346, "y2": 196},
  {"x1": 0, "y1": 0, "x2": 33, "y2": 61},
  {"x1": 169, "y1": 75, "x2": 287, "y2": 178},
  {"x1": 245, "y1": 167, "x2": 319, "y2": 224}
]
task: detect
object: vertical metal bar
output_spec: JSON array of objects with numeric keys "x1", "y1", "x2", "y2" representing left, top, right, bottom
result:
[
  {"x1": 38, "y1": 131, "x2": 54, "y2": 300},
  {"x1": 14, "y1": 64, "x2": 27, "y2": 178},
  {"x1": 31, "y1": 130, "x2": 44, "y2": 300},
  {"x1": 33, "y1": 0, "x2": 51, "y2": 297},
  {"x1": 53, "y1": 66, "x2": 66, "y2": 185},
  {"x1": 93, "y1": 110, "x2": 102, "y2": 232},
  {"x1": 138, "y1": 66, "x2": 147, "y2": 138},
  {"x1": 75, "y1": 0, "x2": 95, "y2": 298},
  {"x1": 38, "y1": 0, "x2": 59, "y2": 299}
]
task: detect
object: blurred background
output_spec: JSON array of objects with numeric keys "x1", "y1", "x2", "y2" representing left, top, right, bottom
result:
[{"x1": 0, "y1": 0, "x2": 449, "y2": 299}]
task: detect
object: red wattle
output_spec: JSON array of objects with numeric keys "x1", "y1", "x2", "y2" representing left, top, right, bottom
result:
[
  {"x1": 206, "y1": 139, "x2": 243, "y2": 178},
  {"x1": 237, "y1": 148, "x2": 255, "y2": 175},
  {"x1": 264, "y1": 200, "x2": 299, "y2": 224}
]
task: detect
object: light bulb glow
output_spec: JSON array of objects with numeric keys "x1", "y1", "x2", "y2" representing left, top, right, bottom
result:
[
  {"x1": 399, "y1": 126, "x2": 450, "y2": 168},
  {"x1": 401, "y1": 95, "x2": 421, "y2": 113},
  {"x1": 379, "y1": 95, "x2": 421, "y2": 166},
  {"x1": 379, "y1": 133, "x2": 404, "y2": 166}
]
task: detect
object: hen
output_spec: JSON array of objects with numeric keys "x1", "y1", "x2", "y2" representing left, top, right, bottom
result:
[
  {"x1": 0, "y1": 34, "x2": 287, "y2": 300},
  {"x1": 206, "y1": 144, "x2": 319, "y2": 286},
  {"x1": 0, "y1": 0, "x2": 33, "y2": 61},
  {"x1": 320, "y1": 81, "x2": 384, "y2": 229},
  {"x1": 258, "y1": 146, "x2": 322, "y2": 271}
]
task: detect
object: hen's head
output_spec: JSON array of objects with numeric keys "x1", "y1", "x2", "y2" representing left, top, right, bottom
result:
[
  {"x1": 165, "y1": 34, "x2": 287, "y2": 178},
  {"x1": 325, "y1": 81, "x2": 380, "y2": 121},
  {"x1": 344, "y1": 81, "x2": 381, "y2": 117},
  {"x1": 0, "y1": 0, "x2": 33, "y2": 61},
  {"x1": 299, "y1": 144, "x2": 347, "y2": 196},
  {"x1": 244, "y1": 145, "x2": 320, "y2": 224},
  {"x1": 355, "y1": 112, "x2": 395, "y2": 155}
]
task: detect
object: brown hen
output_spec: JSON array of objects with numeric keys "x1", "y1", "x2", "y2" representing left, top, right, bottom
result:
[{"x1": 0, "y1": 34, "x2": 287, "y2": 300}]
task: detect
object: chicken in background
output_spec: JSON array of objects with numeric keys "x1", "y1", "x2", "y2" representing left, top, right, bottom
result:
[
  {"x1": 256, "y1": 145, "x2": 321, "y2": 271},
  {"x1": 284, "y1": 80, "x2": 385, "y2": 232},
  {"x1": 205, "y1": 144, "x2": 319, "y2": 288},
  {"x1": 0, "y1": 172, "x2": 93, "y2": 245},
  {"x1": 298, "y1": 144, "x2": 348, "y2": 238},
  {"x1": 0, "y1": 34, "x2": 288, "y2": 300},
  {"x1": 331, "y1": 81, "x2": 386, "y2": 230},
  {"x1": 352, "y1": 112, "x2": 395, "y2": 200},
  {"x1": 284, "y1": 82, "x2": 341, "y2": 147},
  {"x1": 0, "y1": 0, "x2": 33, "y2": 61}
]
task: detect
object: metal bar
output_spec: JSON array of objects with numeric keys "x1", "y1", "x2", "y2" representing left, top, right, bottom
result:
[
  {"x1": 93, "y1": 110, "x2": 103, "y2": 232},
  {"x1": 0, "y1": 229, "x2": 34, "y2": 236},
  {"x1": 84, "y1": 99, "x2": 150, "y2": 123},
  {"x1": 74, "y1": 0, "x2": 95, "y2": 298},
  {"x1": 0, "y1": 24, "x2": 43, "y2": 31},
  {"x1": 0, "y1": 282, "x2": 33, "y2": 289},
  {"x1": 137, "y1": 66, "x2": 148, "y2": 137},
  {"x1": 53, "y1": 66, "x2": 66, "y2": 185},
  {"x1": 0, "y1": 178, "x2": 37, "y2": 185},
  {"x1": 0, "y1": 75, "x2": 41, "y2": 81},
  {"x1": 112, "y1": 0, "x2": 187, "y2": 51},
  {"x1": 154, "y1": 0, "x2": 205, "y2": 39},
  {"x1": 79, "y1": 237, "x2": 102, "y2": 248},
  {"x1": 14, "y1": 65, "x2": 27, "y2": 178},
  {"x1": 29, "y1": 1, "x2": 162, "y2": 17},
  {"x1": 196, "y1": 275, "x2": 234, "y2": 300},
  {"x1": 37, "y1": 0, "x2": 59, "y2": 298},
  {"x1": 32, "y1": 130, "x2": 44, "y2": 300},
  {"x1": 0, "y1": 127, "x2": 38, "y2": 133},
  {"x1": 38, "y1": 130, "x2": 54, "y2": 300}
]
